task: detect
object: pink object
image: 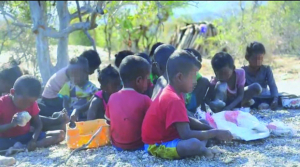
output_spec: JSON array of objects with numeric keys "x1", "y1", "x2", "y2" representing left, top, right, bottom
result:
[
  {"x1": 206, "y1": 112, "x2": 217, "y2": 129},
  {"x1": 224, "y1": 111, "x2": 240, "y2": 125},
  {"x1": 94, "y1": 91, "x2": 107, "y2": 109},
  {"x1": 211, "y1": 68, "x2": 246, "y2": 96},
  {"x1": 266, "y1": 124, "x2": 277, "y2": 130}
]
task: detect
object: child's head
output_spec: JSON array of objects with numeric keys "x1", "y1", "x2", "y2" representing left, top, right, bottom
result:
[
  {"x1": 211, "y1": 52, "x2": 235, "y2": 82},
  {"x1": 167, "y1": 50, "x2": 201, "y2": 94},
  {"x1": 245, "y1": 42, "x2": 266, "y2": 69},
  {"x1": 135, "y1": 52, "x2": 151, "y2": 64},
  {"x1": 11, "y1": 75, "x2": 41, "y2": 109},
  {"x1": 184, "y1": 48, "x2": 202, "y2": 63},
  {"x1": 119, "y1": 55, "x2": 151, "y2": 93},
  {"x1": 0, "y1": 60, "x2": 24, "y2": 94},
  {"x1": 114, "y1": 50, "x2": 135, "y2": 68},
  {"x1": 98, "y1": 64, "x2": 121, "y2": 95},
  {"x1": 153, "y1": 44, "x2": 175, "y2": 76},
  {"x1": 149, "y1": 42, "x2": 164, "y2": 58},
  {"x1": 79, "y1": 50, "x2": 101, "y2": 75},
  {"x1": 68, "y1": 57, "x2": 89, "y2": 87}
]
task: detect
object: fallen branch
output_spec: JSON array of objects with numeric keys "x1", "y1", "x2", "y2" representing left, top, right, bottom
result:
[{"x1": 54, "y1": 126, "x2": 103, "y2": 167}]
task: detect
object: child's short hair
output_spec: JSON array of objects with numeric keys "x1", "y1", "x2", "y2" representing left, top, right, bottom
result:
[
  {"x1": 211, "y1": 52, "x2": 235, "y2": 71},
  {"x1": 13, "y1": 75, "x2": 41, "y2": 98},
  {"x1": 79, "y1": 50, "x2": 101, "y2": 71},
  {"x1": 119, "y1": 55, "x2": 151, "y2": 83},
  {"x1": 149, "y1": 42, "x2": 164, "y2": 57},
  {"x1": 245, "y1": 42, "x2": 266, "y2": 60},
  {"x1": 184, "y1": 48, "x2": 202, "y2": 62},
  {"x1": 135, "y1": 52, "x2": 151, "y2": 63},
  {"x1": 0, "y1": 60, "x2": 24, "y2": 87},
  {"x1": 70, "y1": 56, "x2": 88, "y2": 67},
  {"x1": 114, "y1": 50, "x2": 135, "y2": 68},
  {"x1": 98, "y1": 64, "x2": 120, "y2": 86},
  {"x1": 167, "y1": 50, "x2": 201, "y2": 81},
  {"x1": 154, "y1": 44, "x2": 175, "y2": 71}
]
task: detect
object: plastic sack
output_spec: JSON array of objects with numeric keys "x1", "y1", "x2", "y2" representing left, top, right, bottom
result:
[
  {"x1": 195, "y1": 108, "x2": 270, "y2": 141},
  {"x1": 267, "y1": 121, "x2": 295, "y2": 137},
  {"x1": 17, "y1": 111, "x2": 31, "y2": 127},
  {"x1": 0, "y1": 156, "x2": 16, "y2": 166}
]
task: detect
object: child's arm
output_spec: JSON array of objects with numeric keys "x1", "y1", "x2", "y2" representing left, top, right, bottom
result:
[
  {"x1": 28, "y1": 114, "x2": 43, "y2": 151},
  {"x1": 175, "y1": 122, "x2": 232, "y2": 141},
  {"x1": 223, "y1": 86, "x2": 244, "y2": 110},
  {"x1": 188, "y1": 116, "x2": 213, "y2": 130},
  {"x1": 0, "y1": 114, "x2": 19, "y2": 132},
  {"x1": 266, "y1": 66, "x2": 279, "y2": 109},
  {"x1": 87, "y1": 97, "x2": 104, "y2": 120}
]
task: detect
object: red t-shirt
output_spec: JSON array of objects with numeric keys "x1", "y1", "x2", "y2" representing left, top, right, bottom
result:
[
  {"x1": 142, "y1": 85, "x2": 189, "y2": 144},
  {"x1": 0, "y1": 95, "x2": 40, "y2": 138},
  {"x1": 105, "y1": 88, "x2": 152, "y2": 150}
]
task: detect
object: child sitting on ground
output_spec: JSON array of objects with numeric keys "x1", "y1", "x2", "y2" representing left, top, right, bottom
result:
[
  {"x1": 0, "y1": 75, "x2": 64, "y2": 151},
  {"x1": 142, "y1": 50, "x2": 233, "y2": 160},
  {"x1": 114, "y1": 50, "x2": 134, "y2": 68},
  {"x1": 149, "y1": 42, "x2": 164, "y2": 85},
  {"x1": 206, "y1": 52, "x2": 262, "y2": 113},
  {"x1": 0, "y1": 60, "x2": 69, "y2": 132},
  {"x1": 105, "y1": 55, "x2": 152, "y2": 151},
  {"x1": 135, "y1": 52, "x2": 154, "y2": 97},
  {"x1": 151, "y1": 44, "x2": 176, "y2": 100},
  {"x1": 86, "y1": 64, "x2": 121, "y2": 121},
  {"x1": 242, "y1": 42, "x2": 279, "y2": 110},
  {"x1": 183, "y1": 48, "x2": 210, "y2": 112},
  {"x1": 39, "y1": 50, "x2": 101, "y2": 117},
  {"x1": 60, "y1": 57, "x2": 98, "y2": 121}
]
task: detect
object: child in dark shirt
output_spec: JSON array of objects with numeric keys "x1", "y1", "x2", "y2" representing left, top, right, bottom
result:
[
  {"x1": 86, "y1": 64, "x2": 121, "y2": 121},
  {"x1": 149, "y1": 42, "x2": 164, "y2": 85},
  {"x1": 242, "y1": 42, "x2": 279, "y2": 110},
  {"x1": 114, "y1": 50, "x2": 135, "y2": 68},
  {"x1": 151, "y1": 44, "x2": 176, "y2": 100},
  {"x1": 135, "y1": 52, "x2": 154, "y2": 97},
  {"x1": 0, "y1": 75, "x2": 64, "y2": 151},
  {"x1": 206, "y1": 52, "x2": 262, "y2": 113},
  {"x1": 183, "y1": 48, "x2": 210, "y2": 112}
]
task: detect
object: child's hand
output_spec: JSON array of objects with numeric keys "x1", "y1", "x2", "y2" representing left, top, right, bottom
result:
[
  {"x1": 270, "y1": 100, "x2": 278, "y2": 110},
  {"x1": 11, "y1": 113, "x2": 21, "y2": 127},
  {"x1": 27, "y1": 140, "x2": 37, "y2": 151},
  {"x1": 70, "y1": 109, "x2": 78, "y2": 122},
  {"x1": 216, "y1": 130, "x2": 233, "y2": 141}
]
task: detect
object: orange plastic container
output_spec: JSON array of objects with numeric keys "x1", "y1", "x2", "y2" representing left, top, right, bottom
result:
[{"x1": 66, "y1": 119, "x2": 110, "y2": 149}]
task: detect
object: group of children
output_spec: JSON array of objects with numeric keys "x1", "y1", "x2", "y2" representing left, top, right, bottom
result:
[{"x1": 0, "y1": 41, "x2": 280, "y2": 160}]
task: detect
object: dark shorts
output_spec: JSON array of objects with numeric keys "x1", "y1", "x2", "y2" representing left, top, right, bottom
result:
[
  {"x1": 38, "y1": 97, "x2": 63, "y2": 116},
  {"x1": 0, "y1": 132, "x2": 46, "y2": 150}
]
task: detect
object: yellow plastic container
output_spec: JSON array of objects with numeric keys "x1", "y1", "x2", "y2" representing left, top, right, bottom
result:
[{"x1": 66, "y1": 119, "x2": 110, "y2": 149}]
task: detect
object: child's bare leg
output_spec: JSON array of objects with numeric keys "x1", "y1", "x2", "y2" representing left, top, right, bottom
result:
[
  {"x1": 194, "y1": 77, "x2": 210, "y2": 111},
  {"x1": 43, "y1": 124, "x2": 66, "y2": 132},
  {"x1": 209, "y1": 82, "x2": 227, "y2": 112},
  {"x1": 36, "y1": 130, "x2": 65, "y2": 148},
  {"x1": 177, "y1": 138, "x2": 216, "y2": 159},
  {"x1": 242, "y1": 83, "x2": 262, "y2": 107},
  {"x1": 41, "y1": 111, "x2": 69, "y2": 131}
]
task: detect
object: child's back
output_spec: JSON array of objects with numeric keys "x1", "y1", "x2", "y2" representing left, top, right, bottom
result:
[
  {"x1": 106, "y1": 88, "x2": 151, "y2": 149},
  {"x1": 106, "y1": 55, "x2": 152, "y2": 151}
]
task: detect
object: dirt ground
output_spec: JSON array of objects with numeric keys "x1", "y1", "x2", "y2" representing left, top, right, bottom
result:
[{"x1": 1, "y1": 45, "x2": 300, "y2": 167}]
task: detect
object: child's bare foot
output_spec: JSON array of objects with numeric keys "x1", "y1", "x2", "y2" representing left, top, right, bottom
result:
[
  {"x1": 203, "y1": 149, "x2": 214, "y2": 159},
  {"x1": 5, "y1": 142, "x2": 26, "y2": 156}
]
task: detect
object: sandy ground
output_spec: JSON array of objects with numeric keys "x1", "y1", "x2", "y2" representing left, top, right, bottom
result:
[{"x1": 1, "y1": 45, "x2": 300, "y2": 167}]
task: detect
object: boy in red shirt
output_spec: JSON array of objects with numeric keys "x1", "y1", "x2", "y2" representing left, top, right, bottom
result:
[
  {"x1": 0, "y1": 75, "x2": 65, "y2": 151},
  {"x1": 105, "y1": 55, "x2": 152, "y2": 151},
  {"x1": 142, "y1": 50, "x2": 233, "y2": 159}
]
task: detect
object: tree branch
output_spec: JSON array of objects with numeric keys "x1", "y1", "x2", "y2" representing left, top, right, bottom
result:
[
  {"x1": 43, "y1": 22, "x2": 91, "y2": 39},
  {"x1": 70, "y1": 5, "x2": 93, "y2": 20},
  {"x1": 0, "y1": 11, "x2": 31, "y2": 28},
  {"x1": 76, "y1": 0, "x2": 97, "y2": 51}
]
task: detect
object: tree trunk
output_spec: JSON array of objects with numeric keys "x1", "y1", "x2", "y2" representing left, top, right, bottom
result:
[
  {"x1": 29, "y1": 1, "x2": 53, "y2": 84},
  {"x1": 55, "y1": 1, "x2": 70, "y2": 71}
]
